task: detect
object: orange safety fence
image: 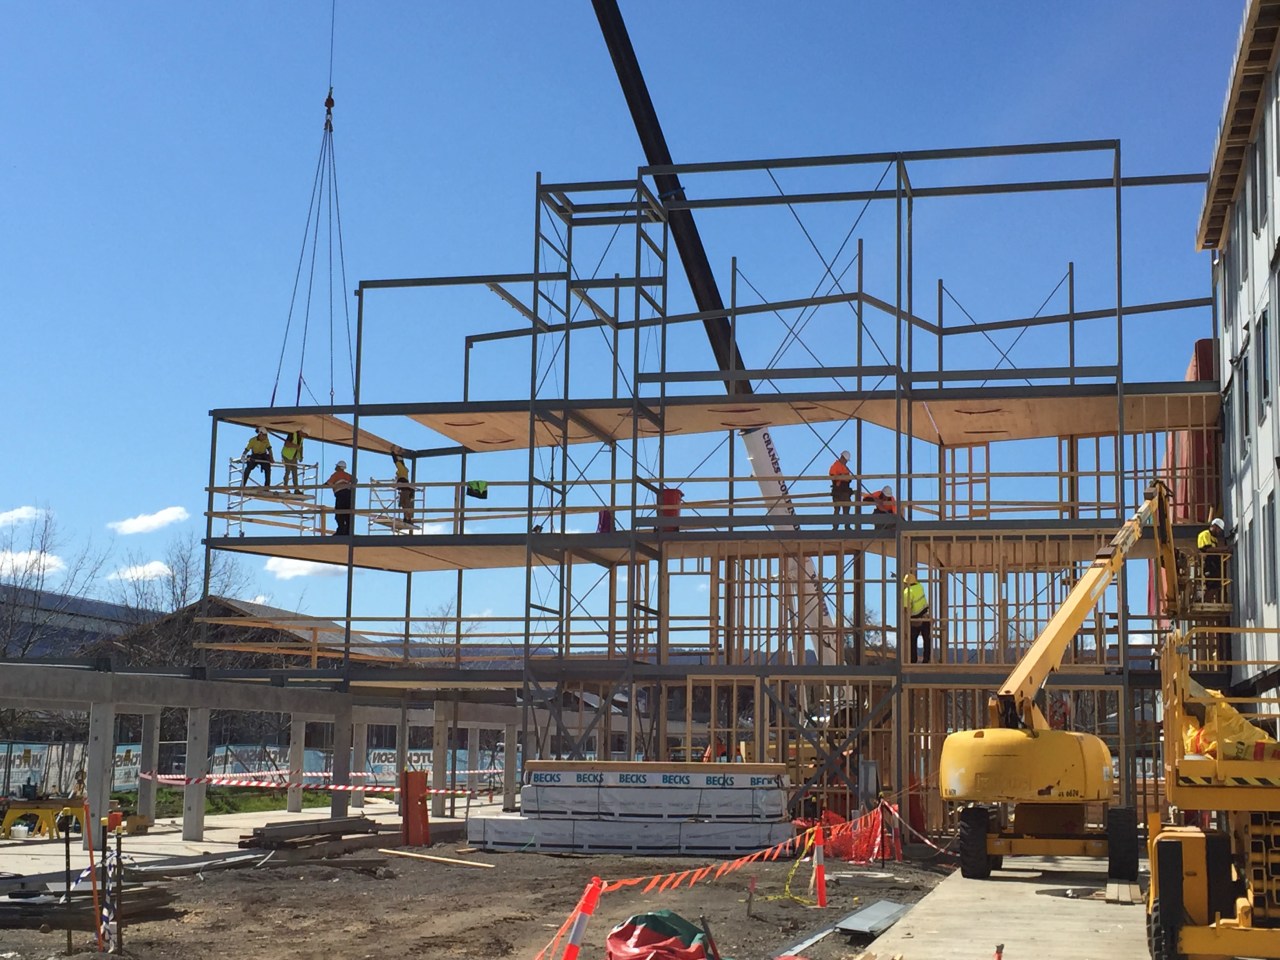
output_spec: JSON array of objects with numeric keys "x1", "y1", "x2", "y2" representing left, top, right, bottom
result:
[{"x1": 529, "y1": 801, "x2": 909, "y2": 958}]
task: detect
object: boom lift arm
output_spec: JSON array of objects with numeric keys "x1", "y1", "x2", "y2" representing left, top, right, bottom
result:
[{"x1": 991, "y1": 480, "x2": 1176, "y2": 732}]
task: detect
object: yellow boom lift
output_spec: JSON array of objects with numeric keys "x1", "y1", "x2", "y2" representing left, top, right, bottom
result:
[
  {"x1": 1147, "y1": 628, "x2": 1280, "y2": 960},
  {"x1": 939, "y1": 481, "x2": 1177, "y2": 880}
]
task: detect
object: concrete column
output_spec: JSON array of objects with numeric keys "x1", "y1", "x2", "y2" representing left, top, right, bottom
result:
[
  {"x1": 395, "y1": 707, "x2": 409, "y2": 818},
  {"x1": 84, "y1": 702, "x2": 115, "y2": 851},
  {"x1": 431, "y1": 710, "x2": 448, "y2": 818},
  {"x1": 137, "y1": 710, "x2": 161, "y2": 823},
  {"x1": 396, "y1": 704, "x2": 409, "y2": 777},
  {"x1": 287, "y1": 715, "x2": 306, "y2": 814},
  {"x1": 329, "y1": 702, "x2": 352, "y2": 819},
  {"x1": 503, "y1": 722, "x2": 517, "y2": 812},
  {"x1": 350, "y1": 722, "x2": 368, "y2": 810},
  {"x1": 182, "y1": 708, "x2": 210, "y2": 841}
]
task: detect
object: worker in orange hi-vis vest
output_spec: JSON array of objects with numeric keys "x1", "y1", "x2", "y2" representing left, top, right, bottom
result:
[
  {"x1": 862, "y1": 484, "x2": 898, "y2": 516},
  {"x1": 325, "y1": 460, "x2": 355, "y2": 536},
  {"x1": 829, "y1": 450, "x2": 854, "y2": 531}
]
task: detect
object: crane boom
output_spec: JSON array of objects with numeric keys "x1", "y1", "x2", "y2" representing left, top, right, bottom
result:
[{"x1": 591, "y1": 0, "x2": 842, "y2": 663}]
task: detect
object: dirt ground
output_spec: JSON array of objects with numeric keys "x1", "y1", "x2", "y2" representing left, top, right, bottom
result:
[{"x1": 2, "y1": 846, "x2": 948, "y2": 960}]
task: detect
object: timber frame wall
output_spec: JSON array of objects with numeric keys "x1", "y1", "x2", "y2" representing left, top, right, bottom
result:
[{"x1": 203, "y1": 140, "x2": 1219, "y2": 830}]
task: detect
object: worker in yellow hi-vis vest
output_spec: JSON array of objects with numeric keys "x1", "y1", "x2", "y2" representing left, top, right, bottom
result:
[
  {"x1": 1197, "y1": 516, "x2": 1229, "y2": 603},
  {"x1": 902, "y1": 572, "x2": 931, "y2": 664},
  {"x1": 281, "y1": 430, "x2": 305, "y2": 494},
  {"x1": 241, "y1": 428, "x2": 273, "y2": 488}
]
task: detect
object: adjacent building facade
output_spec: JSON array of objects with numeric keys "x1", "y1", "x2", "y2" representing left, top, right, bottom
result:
[{"x1": 1201, "y1": 0, "x2": 1280, "y2": 677}]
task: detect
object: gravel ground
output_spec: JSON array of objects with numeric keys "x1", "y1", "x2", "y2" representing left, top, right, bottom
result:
[{"x1": 1, "y1": 846, "x2": 948, "y2": 959}]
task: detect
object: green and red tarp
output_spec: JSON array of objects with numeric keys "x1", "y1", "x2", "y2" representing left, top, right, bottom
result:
[{"x1": 605, "y1": 909, "x2": 732, "y2": 960}]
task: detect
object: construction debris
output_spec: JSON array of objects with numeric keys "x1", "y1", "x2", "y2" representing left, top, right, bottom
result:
[
  {"x1": 0, "y1": 884, "x2": 179, "y2": 931},
  {"x1": 238, "y1": 815, "x2": 380, "y2": 850}
]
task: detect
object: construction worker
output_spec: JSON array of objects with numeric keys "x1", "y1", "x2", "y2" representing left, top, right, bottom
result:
[
  {"x1": 1197, "y1": 516, "x2": 1229, "y2": 603},
  {"x1": 392, "y1": 449, "x2": 414, "y2": 528},
  {"x1": 861, "y1": 484, "x2": 897, "y2": 516},
  {"x1": 829, "y1": 450, "x2": 854, "y2": 530},
  {"x1": 281, "y1": 429, "x2": 305, "y2": 494},
  {"x1": 902, "y1": 573, "x2": 931, "y2": 664},
  {"x1": 325, "y1": 460, "x2": 355, "y2": 536},
  {"x1": 240, "y1": 427, "x2": 273, "y2": 488}
]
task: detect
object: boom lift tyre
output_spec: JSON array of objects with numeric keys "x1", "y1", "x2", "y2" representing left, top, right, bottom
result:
[
  {"x1": 1107, "y1": 806, "x2": 1139, "y2": 881},
  {"x1": 958, "y1": 806, "x2": 994, "y2": 879},
  {"x1": 1146, "y1": 897, "x2": 1184, "y2": 960}
]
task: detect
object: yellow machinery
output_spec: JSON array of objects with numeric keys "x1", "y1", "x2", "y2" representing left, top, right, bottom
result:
[
  {"x1": 939, "y1": 481, "x2": 1177, "y2": 880},
  {"x1": 1147, "y1": 629, "x2": 1280, "y2": 960}
]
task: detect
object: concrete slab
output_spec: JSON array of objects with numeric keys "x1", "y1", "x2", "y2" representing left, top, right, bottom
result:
[
  {"x1": 868, "y1": 858, "x2": 1147, "y2": 960},
  {"x1": 0, "y1": 795, "x2": 498, "y2": 881}
]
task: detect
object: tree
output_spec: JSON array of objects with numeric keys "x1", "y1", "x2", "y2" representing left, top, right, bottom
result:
[
  {"x1": 107, "y1": 531, "x2": 255, "y2": 624},
  {"x1": 0, "y1": 506, "x2": 107, "y2": 659},
  {"x1": 409, "y1": 599, "x2": 479, "y2": 662},
  {"x1": 0, "y1": 507, "x2": 107, "y2": 740}
]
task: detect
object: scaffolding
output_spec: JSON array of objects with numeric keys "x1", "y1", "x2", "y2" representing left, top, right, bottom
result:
[{"x1": 203, "y1": 140, "x2": 1220, "y2": 830}]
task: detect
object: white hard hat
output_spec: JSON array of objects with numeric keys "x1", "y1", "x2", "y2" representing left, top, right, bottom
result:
[
  {"x1": 839, "y1": 450, "x2": 850, "y2": 461},
  {"x1": 881, "y1": 485, "x2": 892, "y2": 496},
  {"x1": 336, "y1": 460, "x2": 347, "y2": 470},
  {"x1": 256, "y1": 426, "x2": 267, "y2": 435},
  {"x1": 1211, "y1": 517, "x2": 1225, "y2": 530}
]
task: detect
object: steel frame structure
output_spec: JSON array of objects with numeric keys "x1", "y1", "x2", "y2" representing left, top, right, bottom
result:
[{"x1": 196, "y1": 139, "x2": 1221, "y2": 826}]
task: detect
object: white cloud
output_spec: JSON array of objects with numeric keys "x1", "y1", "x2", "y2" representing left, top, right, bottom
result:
[
  {"x1": 107, "y1": 506, "x2": 190, "y2": 535},
  {"x1": 264, "y1": 557, "x2": 344, "y2": 580},
  {"x1": 250, "y1": 594, "x2": 269, "y2": 605},
  {"x1": 108, "y1": 561, "x2": 172, "y2": 582},
  {"x1": 0, "y1": 506, "x2": 44, "y2": 528},
  {"x1": 0, "y1": 550, "x2": 66, "y2": 579}
]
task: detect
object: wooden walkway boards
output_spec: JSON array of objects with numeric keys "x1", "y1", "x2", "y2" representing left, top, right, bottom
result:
[{"x1": 869, "y1": 857, "x2": 1147, "y2": 960}]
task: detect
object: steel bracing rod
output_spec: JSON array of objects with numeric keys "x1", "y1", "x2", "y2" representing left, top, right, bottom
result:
[{"x1": 591, "y1": 0, "x2": 752, "y2": 396}]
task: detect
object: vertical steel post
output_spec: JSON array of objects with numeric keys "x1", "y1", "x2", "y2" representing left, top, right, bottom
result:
[
  {"x1": 1068, "y1": 261, "x2": 1076, "y2": 384},
  {"x1": 1112, "y1": 142, "x2": 1134, "y2": 807},
  {"x1": 521, "y1": 175, "x2": 544, "y2": 777},
  {"x1": 198, "y1": 416, "x2": 219, "y2": 669},
  {"x1": 854, "y1": 237, "x2": 865, "y2": 664},
  {"x1": 342, "y1": 285, "x2": 366, "y2": 669}
]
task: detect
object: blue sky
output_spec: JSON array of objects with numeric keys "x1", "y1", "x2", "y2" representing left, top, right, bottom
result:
[{"x1": 0, "y1": 2, "x2": 1244, "y2": 622}]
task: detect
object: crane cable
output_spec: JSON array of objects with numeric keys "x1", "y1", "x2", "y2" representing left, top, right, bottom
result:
[{"x1": 270, "y1": 1, "x2": 354, "y2": 409}]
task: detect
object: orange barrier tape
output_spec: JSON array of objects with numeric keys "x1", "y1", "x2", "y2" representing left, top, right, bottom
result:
[{"x1": 530, "y1": 806, "x2": 898, "y2": 957}]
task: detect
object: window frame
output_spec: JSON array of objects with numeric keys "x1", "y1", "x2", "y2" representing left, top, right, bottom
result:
[
  {"x1": 1259, "y1": 309, "x2": 1272, "y2": 423},
  {"x1": 1265, "y1": 491, "x2": 1277, "y2": 606}
]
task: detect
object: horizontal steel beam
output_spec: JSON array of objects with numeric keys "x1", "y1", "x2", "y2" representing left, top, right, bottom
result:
[
  {"x1": 359, "y1": 272, "x2": 567, "y2": 291},
  {"x1": 943, "y1": 296, "x2": 1214, "y2": 337}
]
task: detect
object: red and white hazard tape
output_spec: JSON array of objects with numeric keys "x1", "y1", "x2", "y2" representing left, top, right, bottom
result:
[
  {"x1": 879, "y1": 799, "x2": 957, "y2": 854},
  {"x1": 139, "y1": 771, "x2": 472, "y2": 797},
  {"x1": 204, "y1": 771, "x2": 378, "y2": 780},
  {"x1": 200, "y1": 768, "x2": 501, "y2": 779}
]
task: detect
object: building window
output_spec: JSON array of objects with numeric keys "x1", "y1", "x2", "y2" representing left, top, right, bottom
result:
[
  {"x1": 1260, "y1": 310, "x2": 1272, "y2": 422},
  {"x1": 1241, "y1": 342, "x2": 1252, "y2": 451},
  {"x1": 1251, "y1": 142, "x2": 1261, "y2": 233},
  {"x1": 1241, "y1": 200, "x2": 1250, "y2": 282},
  {"x1": 1246, "y1": 521, "x2": 1254, "y2": 621},
  {"x1": 1224, "y1": 250, "x2": 1236, "y2": 325},
  {"x1": 1260, "y1": 124, "x2": 1271, "y2": 227},
  {"x1": 1266, "y1": 491, "x2": 1277, "y2": 605}
]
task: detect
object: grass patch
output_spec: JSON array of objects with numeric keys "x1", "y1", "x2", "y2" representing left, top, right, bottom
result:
[{"x1": 112, "y1": 787, "x2": 331, "y2": 819}]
